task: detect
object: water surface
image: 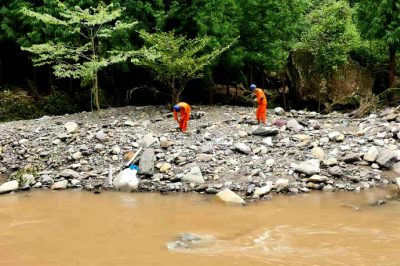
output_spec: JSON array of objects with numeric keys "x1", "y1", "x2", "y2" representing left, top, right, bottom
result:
[{"x1": 0, "y1": 188, "x2": 399, "y2": 266}]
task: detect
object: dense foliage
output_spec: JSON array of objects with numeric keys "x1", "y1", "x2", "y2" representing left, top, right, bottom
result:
[{"x1": 0, "y1": 0, "x2": 399, "y2": 117}]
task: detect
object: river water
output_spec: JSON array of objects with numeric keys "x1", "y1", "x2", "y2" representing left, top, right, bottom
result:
[{"x1": 0, "y1": 188, "x2": 399, "y2": 266}]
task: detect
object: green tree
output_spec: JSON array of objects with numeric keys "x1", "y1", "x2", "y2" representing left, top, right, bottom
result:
[
  {"x1": 356, "y1": 0, "x2": 400, "y2": 87},
  {"x1": 298, "y1": 0, "x2": 360, "y2": 75},
  {"x1": 138, "y1": 30, "x2": 235, "y2": 102},
  {"x1": 239, "y1": 0, "x2": 308, "y2": 84},
  {"x1": 194, "y1": 0, "x2": 244, "y2": 94},
  {"x1": 21, "y1": 1, "x2": 137, "y2": 110},
  {"x1": 296, "y1": 0, "x2": 360, "y2": 111}
]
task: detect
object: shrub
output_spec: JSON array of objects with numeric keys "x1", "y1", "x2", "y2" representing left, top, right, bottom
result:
[
  {"x1": 41, "y1": 91, "x2": 79, "y2": 115},
  {"x1": 0, "y1": 90, "x2": 43, "y2": 122}
]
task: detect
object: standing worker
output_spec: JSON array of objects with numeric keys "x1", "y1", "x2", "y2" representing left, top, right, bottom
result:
[
  {"x1": 250, "y1": 84, "x2": 267, "y2": 125},
  {"x1": 173, "y1": 102, "x2": 191, "y2": 132}
]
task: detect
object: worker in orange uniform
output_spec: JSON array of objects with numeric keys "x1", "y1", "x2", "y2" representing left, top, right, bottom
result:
[
  {"x1": 250, "y1": 84, "x2": 267, "y2": 125},
  {"x1": 173, "y1": 102, "x2": 191, "y2": 132}
]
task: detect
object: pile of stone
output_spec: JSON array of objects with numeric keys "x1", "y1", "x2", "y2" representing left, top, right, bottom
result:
[{"x1": 0, "y1": 105, "x2": 400, "y2": 204}]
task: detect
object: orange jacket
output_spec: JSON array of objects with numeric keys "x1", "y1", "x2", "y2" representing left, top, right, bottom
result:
[
  {"x1": 255, "y1": 88, "x2": 267, "y2": 106},
  {"x1": 173, "y1": 102, "x2": 191, "y2": 121}
]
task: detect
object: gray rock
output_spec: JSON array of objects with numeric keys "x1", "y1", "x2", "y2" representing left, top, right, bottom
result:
[
  {"x1": 160, "y1": 137, "x2": 173, "y2": 149},
  {"x1": 51, "y1": 180, "x2": 68, "y2": 190},
  {"x1": 234, "y1": 143, "x2": 252, "y2": 154},
  {"x1": 395, "y1": 177, "x2": 400, "y2": 190},
  {"x1": 328, "y1": 131, "x2": 344, "y2": 142},
  {"x1": 309, "y1": 120, "x2": 320, "y2": 129},
  {"x1": 0, "y1": 180, "x2": 19, "y2": 194},
  {"x1": 274, "y1": 107, "x2": 285, "y2": 115},
  {"x1": 124, "y1": 120, "x2": 136, "y2": 127},
  {"x1": 21, "y1": 174, "x2": 35, "y2": 187},
  {"x1": 391, "y1": 162, "x2": 400, "y2": 173},
  {"x1": 308, "y1": 175, "x2": 329, "y2": 182},
  {"x1": 216, "y1": 188, "x2": 245, "y2": 204},
  {"x1": 343, "y1": 154, "x2": 361, "y2": 164},
  {"x1": 294, "y1": 159, "x2": 320, "y2": 175},
  {"x1": 274, "y1": 178, "x2": 289, "y2": 192},
  {"x1": 40, "y1": 175, "x2": 54, "y2": 185},
  {"x1": 143, "y1": 133, "x2": 159, "y2": 147},
  {"x1": 262, "y1": 137, "x2": 273, "y2": 146},
  {"x1": 72, "y1": 151, "x2": 82, "y2": 160},
  {"x1": 322, "y1": 185, "x2": 334, "y2": 192},
  {"x1": 57, "y1": 133, "x2": 69, "y2": 141},
  {"x1": 112, "y1": 146, "x2": 121, "y2": 155},
  {"x1": 328, "y1": 166, "x2": 344, "y2": 177},
  {"x1": 159, "y1": 163, "x2": 172, "y2": 173},
  {"x1": 287, "y1": 119, "x2": 303, "y2": 132},
  {"x1": 251, "y1": 126, "x2": 279, "y2": 136},
  {"x1": 59, "y1": 169, "x2": 83, "y2": 179},
  {"x1": 199, "y1": 144, "x2": 213, "y2": 154},
  {"x1": 94, "y1": 144, "x2": 104, "y2": 152},
  {"x1": 196, "y1": 153, "x2": 213, "y2": 162},
  {"x1": 376, "y1": 148, "x2": 397, "y2": 168},
  {"x1": 95, "y1": 131, "x2": 107, "y2": 141},
  {"x1": 384, "y1": 113, "x2": 398, "y2": 121},
  {"x1": 32, "y1": 182, "x2": 42, "y2": 188},
  {"x1": 311, "y1": 147, "x2": 325, "y2": 160},
  {"x1": 64, "y1": 122, "x2": 79, "y2": 133},
  {"x1": 139, "y1": 148, "x2": 155, "y2": 176},
  {"x1": 253, "y1": 182, "x2": 273, "y2": 198},
  {"x1": 364, "y1": 146, "x2": 379, "y2": 162},
  {"x1": 182, "y1": 166, "x2": 205, "y2": 184}
]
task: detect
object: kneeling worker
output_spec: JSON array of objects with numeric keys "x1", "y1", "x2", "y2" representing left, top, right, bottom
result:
[
  {"x1": 250, "y1": 84, "x2": 267, "y2": 125},
  {"x1": 173, "y1": 102, "x2": 191, "y2": 132}
]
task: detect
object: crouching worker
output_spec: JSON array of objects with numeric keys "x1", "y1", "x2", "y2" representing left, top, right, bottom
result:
[
  {"x1": 250, "y1": 84, "x2": 267, "y2": 125},
  {"x1": 173, "y1": 102, "x2": 191, "y2": 132}
]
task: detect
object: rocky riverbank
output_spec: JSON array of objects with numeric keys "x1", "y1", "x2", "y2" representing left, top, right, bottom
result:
[{"x1": 1, "y1": 105, "x2": 400, "y2": 202}]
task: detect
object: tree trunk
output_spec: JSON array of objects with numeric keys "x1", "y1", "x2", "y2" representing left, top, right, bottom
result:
[
  {"x1": 388, "y1": 44, "x2": 397, "y2": 88},
  {"x1": 94, "y1": 71, "x2": 100, "y2": 110},
  {"x1": 282, "y1": 80, "x2": 287, "y2": 111},
  {"x1": 171, "y1": 78, "x2": 180, "y2": 103}
]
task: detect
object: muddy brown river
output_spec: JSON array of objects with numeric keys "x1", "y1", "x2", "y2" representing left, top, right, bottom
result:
[{"x1": 0, "y1": 188, "x2": 399, "y2": 266}]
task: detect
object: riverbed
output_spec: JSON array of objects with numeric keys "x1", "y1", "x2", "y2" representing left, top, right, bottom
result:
[{"x1": 0, "y1": 188, "x2": 399, "y2": 266}]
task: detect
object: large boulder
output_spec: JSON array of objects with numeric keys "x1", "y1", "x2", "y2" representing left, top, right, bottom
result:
[
  {"x1": 234, "y1": 143, "x2": 252, "y2": 154},
  {"x1": 182, "y1": 166, "x2": 205, "y2": 185},
  {"x1": 139, "y1": 148, "x2": 155, "y2": 176},
  {"x1": 142, "y1": 133, "x2": 159, "y2": 147},
  {"x1": 51, "y1": 180, "x2": 68, "y2": 190},
  {"x1": 376, "y1": 148, "x2": 397, "y2": 168},
  {"x1": 59, "y1": 169, "x2": 83, "y2": 179},
  {"x1": 253, "y1": 182, "x2": 273, "y2": 198},
  {"x1": 216, "y1": 188, "x2": 245, "y2": 204},
  {"x1": 251, "y1": 126, "x2": 279, "y2": 136},
  {"x1": 0, "y1": 180, "x2": 19, "y2": 194},
  {"x1": 364, "y1": 146, "x2": 379, "y2": 162},
  {"x1": 274, "y1": 107, "x2": 285, "y2": 115},
  {"x1": 274, "y1": 179, "x2": 289, "y2": 192},
  {"x1": 64, "y1": 122, "x2": 79, "y2": 133},
  {"x1": 287, "y1": 119, "x2": 303, "y2": 132},
  {"x1": 311, "y1": 147, "x2": 325, "y2": 160},
  {"x1": 294, "y1": 159, "x2": 320, "y2": 175},
  {"x1": 308, "y1": 175, "x2": 329, "y2": 182}
]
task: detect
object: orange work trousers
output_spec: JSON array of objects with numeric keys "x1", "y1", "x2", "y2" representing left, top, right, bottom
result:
[
  {"x1": 179, "y1": 116, "x2": 189, "y2": 132},
  {"x1": 256, "y1": 103, "x2": 267, "y2": 124}
]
